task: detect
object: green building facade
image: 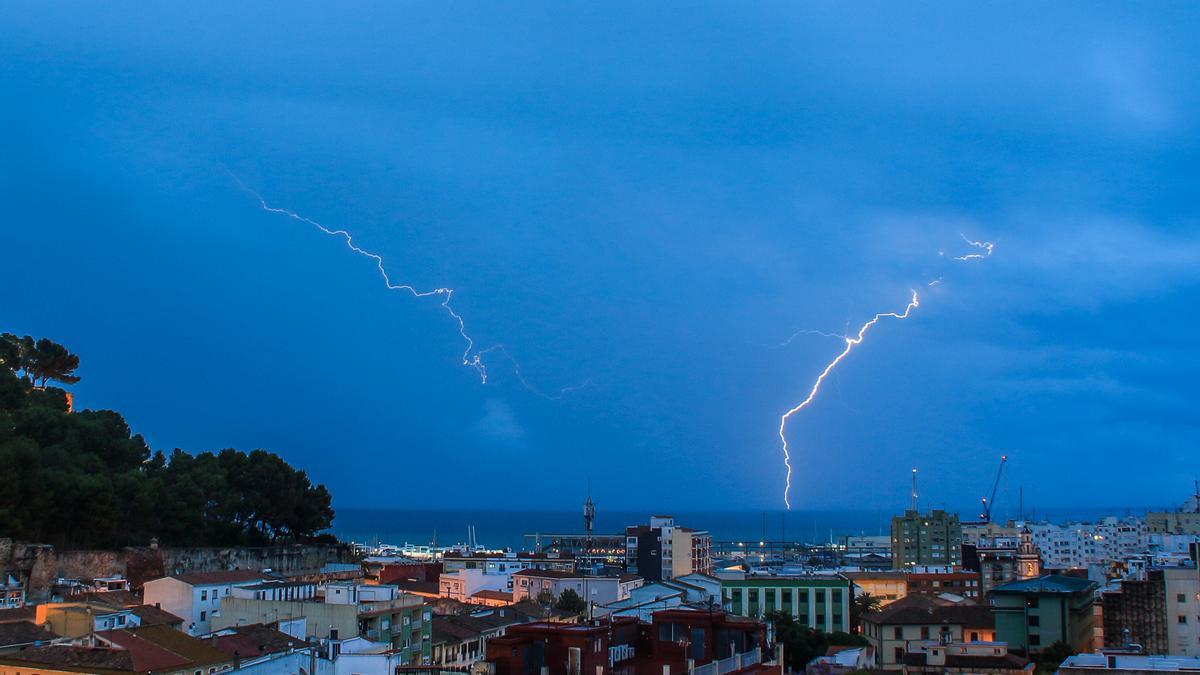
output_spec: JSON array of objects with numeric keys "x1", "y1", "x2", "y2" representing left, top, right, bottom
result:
[
  {"x1": 388, "y1": 602, "x2": 433, "y2": 664},
  {"x1": 721, "y1": 576, "x2": 850, "y2": 632},
  {"x1": 989, "y1": 575, "x2": 1096, "y2": 655}
]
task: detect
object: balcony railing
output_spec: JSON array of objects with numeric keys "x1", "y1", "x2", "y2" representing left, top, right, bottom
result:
[
  {"x1": 608, "y1": 644, "x2": 635, "y2": 664},
  {"x1": 690, "y1": 649, "x2": 761, "y2": 675}
]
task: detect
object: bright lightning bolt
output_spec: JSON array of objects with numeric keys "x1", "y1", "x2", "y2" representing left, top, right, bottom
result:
[
  {"x1": 477, "y1": 345, "x2": 593, "y2": 401},
  {"x1": 953, "y1": 233, "x2": 995, "y2": 261},
  {"x1": 778, "y1": 290, "x2": 920, "y2": 509},
  {"x1": 771, "y1": 329, "x2": 852, "y2": 349},
  {"x1": 229, "y1": 174, "x2": 588, "y2": 399}
]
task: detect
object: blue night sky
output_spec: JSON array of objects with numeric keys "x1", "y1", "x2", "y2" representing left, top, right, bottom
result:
[{"x1": 3, "y1": 3, "x2": 1198, "y2": 513}]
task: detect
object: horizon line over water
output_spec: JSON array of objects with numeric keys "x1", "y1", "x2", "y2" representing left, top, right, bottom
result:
[{"x1": 330, "y1": 506, "x2": 1156, "y2": 550}]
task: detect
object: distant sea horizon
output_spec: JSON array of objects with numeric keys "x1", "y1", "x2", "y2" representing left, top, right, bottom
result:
[{"x1": 329, "y1": 506, "x2": 1157, "y2": 550}]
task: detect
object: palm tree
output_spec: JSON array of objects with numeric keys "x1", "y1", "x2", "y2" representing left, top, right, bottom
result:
[{"x1": 849, "y1": 592, "x2": 882, "y2": 633}]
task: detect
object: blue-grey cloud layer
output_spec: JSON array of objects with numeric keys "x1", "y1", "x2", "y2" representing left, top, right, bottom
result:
[{"x1": 2, "y1": 2, "x2": 1197, "y2": 512}]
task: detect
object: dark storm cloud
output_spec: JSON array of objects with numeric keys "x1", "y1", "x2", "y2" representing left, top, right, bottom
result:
[{"x1": 2, "y1": 1, "x2": 1197, "y2": 511}]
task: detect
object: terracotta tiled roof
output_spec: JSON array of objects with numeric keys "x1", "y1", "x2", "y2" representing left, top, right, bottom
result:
[
  {"x1": 863, "y1": 594, "x2": 994, "y2": 628},
  {"x1": 97, "y1": 629, "x2": 194, "y2": 672},
  {"x1": 129, "y1": 604, "x2": 185, "y2": 627},
  {"x1": 211, "y1": 623, "x2": 303, "y2": 659},
  {"x1": 119, "y1": 624, "x2": 231, "y2": 665},
  {"x1": 471, "y1": 590, "x2": 514, "y2": 602}
]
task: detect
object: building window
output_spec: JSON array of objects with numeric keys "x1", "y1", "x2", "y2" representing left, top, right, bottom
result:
[
  {"x1": 1179, "y1": 594, "x2": 1187, "y2": 603},
  {"x1": 894, "y1": 627, "x2": 903, "y2": 639},
  {"x1": 920, "y1": 627, "x2": 929, "y2": 640},
  {"x1": 1029, "y1": 616, "x2": 1040, "y2": 627},
  {"x1": 200, "y1": 590, "x2": 207, "y2": 601},
  {"x1": 1180, "y1": 616, "x2": 1189, "y2": 624},
  {"x1": 1029, "y1": 635, "x2": 1040, "y2": 646},
  {"x1": 894, "y1": 647, "x2": 904, "y2": 662},
  {"x1": 200, "y1": 611, "x2": 207, "y2": 621}
]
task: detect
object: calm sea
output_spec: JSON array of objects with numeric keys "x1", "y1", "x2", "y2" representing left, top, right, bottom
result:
[{"x1": 329, "y1": 506, "x2": 1147, "y2": 549}]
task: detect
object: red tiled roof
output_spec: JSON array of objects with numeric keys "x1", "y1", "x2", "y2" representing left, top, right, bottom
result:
[
  {"x1": 472, "y1": 590, "x2": 514, "y2": 601},
  {"x1": 211, "y1": 624, "x2": 302, "y2": 659},
  {"x1": 129, "y1": 604, "x2": 185, "y2": 627},
  {"x1": 171, "y1": 570, "x2": 271, "y2": 586},
  {"x1": 97, "y1": 629, "x2": 193, "y2": 672},
  {"x1": 863, "y1": 595, "x2": 994, "y2": 628}
]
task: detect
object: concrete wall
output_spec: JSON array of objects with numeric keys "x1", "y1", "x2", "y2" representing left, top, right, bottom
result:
[
  {"x1": 0, "y1": 538, "x2": 353, "y2": 600},
  {"x1": 1164, "y1": 567, "x2": 1200, "y2": 657},
  {"x1": 142, "y1": 577, "x2": 197, "y2": 633},
  {"x1": 213, "y1": 597, "x2": 359, "y2": 640}
]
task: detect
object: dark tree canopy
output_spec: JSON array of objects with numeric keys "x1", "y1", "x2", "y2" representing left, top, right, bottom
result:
[
  {"x1": 555, "y1": 588, "x2": 587, "y2": 614},
  {"x1": 1, "y1": 334, "x2": 79, "y2": 386},
  {"x1": 1035, "y1": 641, "x2": 1077, "y2": 675},
  {"x1": 849, "y1": 592, "x2": 882, "y2": 633},
  {"x1": 765, "y1": 611, "x2": 868, "y2": 671},
  {"x1": 0, "y1": 339, "x2": 335, "y2": 549}
]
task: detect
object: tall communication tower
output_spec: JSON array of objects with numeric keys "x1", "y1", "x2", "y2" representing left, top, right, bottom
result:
[{"x1": 583, "y1": 482, "x2": 596, "y2": 570}]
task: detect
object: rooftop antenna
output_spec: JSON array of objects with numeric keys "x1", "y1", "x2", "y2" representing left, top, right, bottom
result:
[
  {"x1": 584, "y1": 480, "x2": 595, "y2": 570},
  {"x1": 911, "y1": 468, "x2": 919, "y2": 512},
  {"x1": 584, "y1": 480, "x2": 595, "y2": 535}
]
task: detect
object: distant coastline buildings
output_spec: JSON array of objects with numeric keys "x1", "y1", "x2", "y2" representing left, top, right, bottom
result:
[{"x1": 4, "y1": 480, "x2": 1200, "y2": 675}]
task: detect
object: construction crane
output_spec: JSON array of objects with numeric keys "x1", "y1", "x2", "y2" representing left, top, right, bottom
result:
[{"x1": 979, "y1": 455, "x2": 1008, "y2": 523}]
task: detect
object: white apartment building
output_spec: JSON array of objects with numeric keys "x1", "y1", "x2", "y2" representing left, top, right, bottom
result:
[
  {"x1": 439, "y1": 569, "x2": 508, "y2": 602},
  {"x1": 510, "y1": 569, "x2": 640, "y2": 608},
  {"x1": 441, "y1": 551, "x2": 575, "y2": 591},
  {"x1": 143, "y1": 569, "x2": 271, "y2": 635},
  {"x1": 1027, "y1": 517, "x2": 1146, "y2": 570}
]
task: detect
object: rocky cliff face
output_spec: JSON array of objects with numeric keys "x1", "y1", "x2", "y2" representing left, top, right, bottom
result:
[{"x1": 0, "y1": 538, "x2": 354, "y2": 600}]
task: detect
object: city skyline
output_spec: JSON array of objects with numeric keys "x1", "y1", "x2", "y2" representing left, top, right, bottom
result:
[{"x1": 3, "y1": 3, "x2": 1199, "y2": 510}]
